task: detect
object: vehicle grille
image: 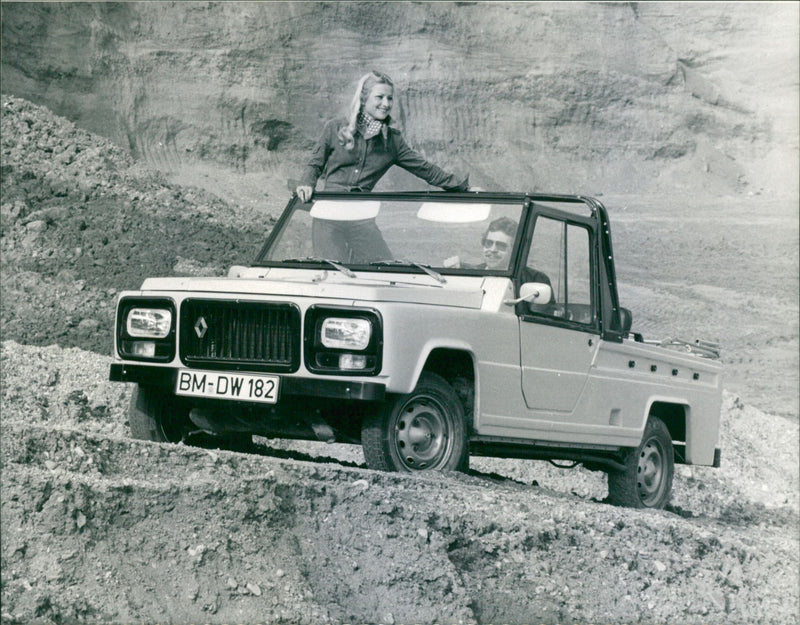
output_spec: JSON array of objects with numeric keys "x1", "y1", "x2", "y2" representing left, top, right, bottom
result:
[{"x1": 180, "y1": 299, "x2": 301, "y2": 372}]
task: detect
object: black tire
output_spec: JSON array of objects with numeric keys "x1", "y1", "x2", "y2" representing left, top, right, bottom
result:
[
  {"x1": 361, "y1": 372, "x2": 469, "y2": 472},
  {"x1": 128, "y1": 384, "x2": 191, "y2": 443},
  {"x1": 607, "y1": 416, "x2": 674, "y2": 509}
]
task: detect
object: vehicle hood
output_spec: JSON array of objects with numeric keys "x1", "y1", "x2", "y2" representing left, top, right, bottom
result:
[{"x1": 138, "y1": 267, "x2": 486, "y2": 309}]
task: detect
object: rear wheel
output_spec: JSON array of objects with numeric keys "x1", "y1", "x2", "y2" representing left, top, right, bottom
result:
[
  {"x1": 361, "y1": 372, "x2": 469, "y2": 472},
  {"x1": 607, "y1": 416, "x2": 674, "y2": 509}
]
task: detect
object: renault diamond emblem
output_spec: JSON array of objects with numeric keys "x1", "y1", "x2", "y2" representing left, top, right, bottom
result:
[{"x1": 194, "y1": 317, "x2": 208, "y2": 339}]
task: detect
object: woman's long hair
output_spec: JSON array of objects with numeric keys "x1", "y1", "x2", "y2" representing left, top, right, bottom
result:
[{"x1": 337, "y1": 71, "x2": 394, "y2": 150}]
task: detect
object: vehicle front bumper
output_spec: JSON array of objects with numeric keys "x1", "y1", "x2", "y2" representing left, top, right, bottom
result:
[{"x1": 109, "y1": 363, "x2": 386, "y2": 402}]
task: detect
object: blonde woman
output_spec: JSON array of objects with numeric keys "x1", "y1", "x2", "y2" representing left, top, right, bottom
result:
[{"x1": 295, "y1": 71, "x2": 470, "y2": 261}]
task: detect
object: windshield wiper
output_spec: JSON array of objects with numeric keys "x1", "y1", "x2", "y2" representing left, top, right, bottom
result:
[
  {"x1": 369, "y1": 260, "x2": 447, "y2": 284},
  {"x1": 282, "y1": 257, "x2": 357, "y2": 279}
]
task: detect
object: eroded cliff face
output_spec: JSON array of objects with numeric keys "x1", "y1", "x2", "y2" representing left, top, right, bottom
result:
[{"x1": 1, "y1": 2, "x2": 797, "y2": 199}]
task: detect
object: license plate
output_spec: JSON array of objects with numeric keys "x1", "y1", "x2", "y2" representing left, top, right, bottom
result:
[{"x1": 175, "y1": 369, "x2": 279, "y2": 404}]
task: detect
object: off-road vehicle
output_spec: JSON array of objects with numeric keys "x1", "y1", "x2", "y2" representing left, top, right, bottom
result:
[{"x1": 110, "y1": 191, "x2": 723, "y2": 509}]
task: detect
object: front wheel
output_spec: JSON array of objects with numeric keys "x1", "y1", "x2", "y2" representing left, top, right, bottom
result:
[
  {"x1": 129, "y1": 385, "x2": 255, "y2": 452},
  {"x1": 128, "y1": 384, "x2": 192, "y2": 443},
  {"x1": 361, "y1": 372, "x2": 469, "y2": 472},
  {"x1": 607, "y1": 416, "x2": 674, "y2": 509}
]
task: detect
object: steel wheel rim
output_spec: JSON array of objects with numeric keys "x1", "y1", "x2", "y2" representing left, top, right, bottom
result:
[
  {"x1": 637, "y1": 437, "x2": 666, "y2": 505},
  {"x1": 393, "y1": 396, "x2": 450, "y2": 470}
]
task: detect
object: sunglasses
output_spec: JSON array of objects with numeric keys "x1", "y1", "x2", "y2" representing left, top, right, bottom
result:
[{"x1": 482, "y1": 238, "x2": 510, "y2": 252}]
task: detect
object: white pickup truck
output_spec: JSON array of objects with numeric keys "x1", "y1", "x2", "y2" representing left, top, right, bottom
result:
[{"x1": 109, "y1": 191, "x2": 722, "y2": 509}]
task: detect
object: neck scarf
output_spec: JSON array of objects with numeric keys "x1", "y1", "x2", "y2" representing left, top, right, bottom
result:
[{"x1": 357, "y1": 112, "x2": 385, "y2": 140}]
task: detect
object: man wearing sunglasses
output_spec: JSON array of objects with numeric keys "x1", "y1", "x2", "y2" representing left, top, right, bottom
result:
[
  {"x1": 479, "y1": 218, "x2": 554, "y2": 301},
  {"x1": 480, "y1": 216, "x2": 517, "y2": 270},
  {"x1": 444, "y1": 217, "x2": 518, "y2": 270},
  {"x1": 444, "y1": 218, "x2": 551, "y2": 292}
]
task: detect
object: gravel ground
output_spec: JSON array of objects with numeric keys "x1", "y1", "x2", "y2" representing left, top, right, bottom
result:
[
  {"x1": 1, "y1": 96, "x2": 798, "y2": 624},
  {"x1": 0, "y1": 340, "x2": 798, "y2": 624}
]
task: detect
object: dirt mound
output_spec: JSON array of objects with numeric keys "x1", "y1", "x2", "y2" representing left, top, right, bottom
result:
[
  {"x1": 1, "y1": 95, "x2": 271, "y2": 354},
  {"x1": 1, "y1": 341, "x2": 798, "y2": 624}
]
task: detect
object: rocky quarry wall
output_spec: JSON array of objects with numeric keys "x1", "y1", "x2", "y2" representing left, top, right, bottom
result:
[{"x1": 1, "y1": 1, "x2": 798, "y2": 200}]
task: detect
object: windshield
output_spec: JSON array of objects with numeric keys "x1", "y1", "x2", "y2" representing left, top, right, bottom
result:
[{"x1": 256, "y1": 196, "x2": 526, "y2": 274}]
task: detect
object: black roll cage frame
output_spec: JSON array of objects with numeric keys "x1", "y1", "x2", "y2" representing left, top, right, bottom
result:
[{"x1": 254, "y1": 190, "x2": 625, "y2": 342}]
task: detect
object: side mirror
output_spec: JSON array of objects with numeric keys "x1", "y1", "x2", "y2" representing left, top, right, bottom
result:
[
  {"x1": 619, "y1": 307, "x2": 633, "y2": 334},
  {"x1": 504, "y1": 282, "x2": 553, "y2": 305}
]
